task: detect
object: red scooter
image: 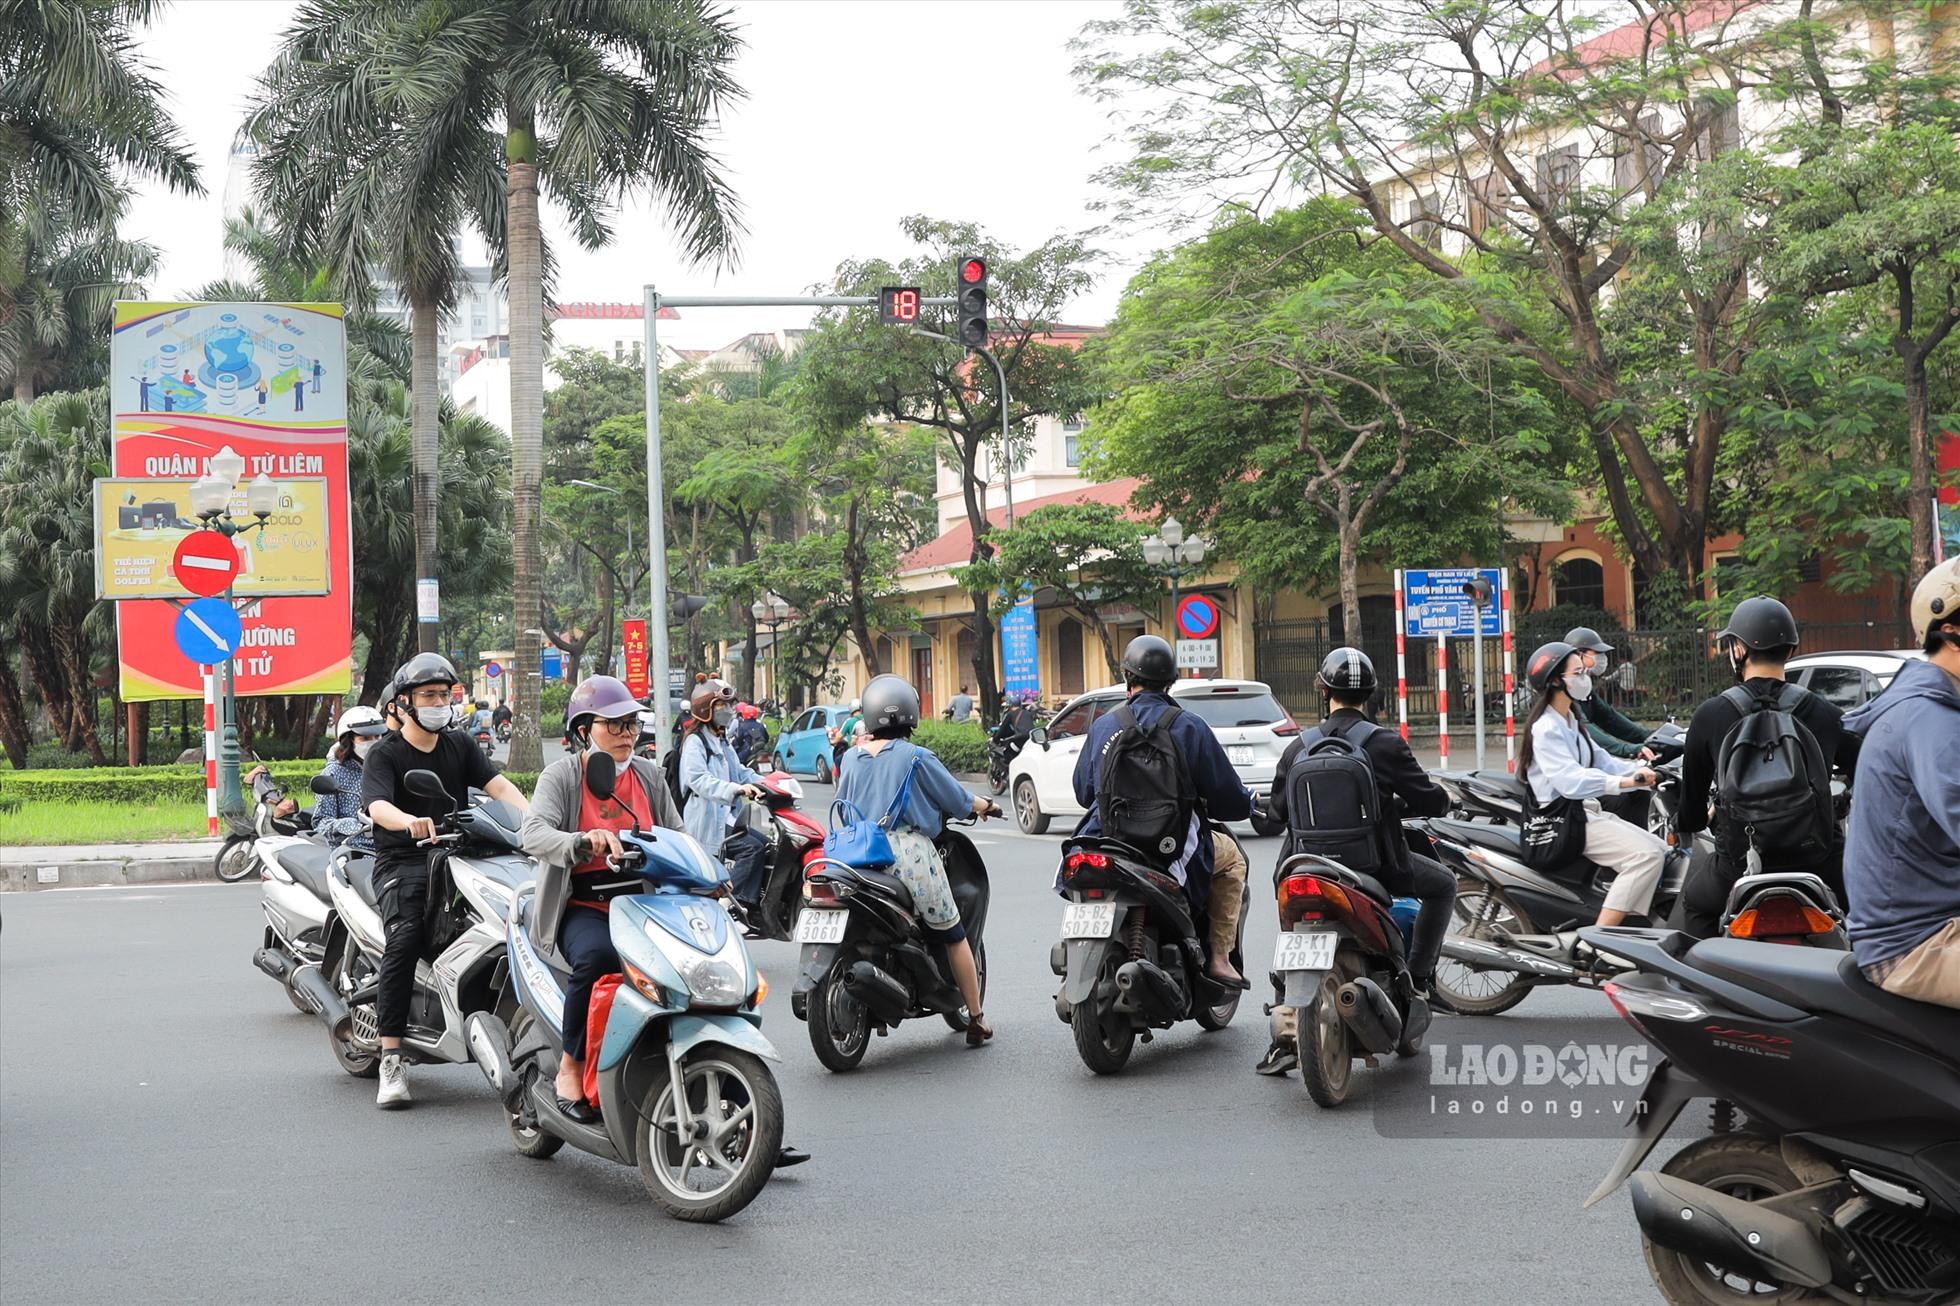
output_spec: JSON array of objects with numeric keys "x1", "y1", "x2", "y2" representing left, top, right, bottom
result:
[{"x1": 733, "y1": 771, "x2": 827, "y2": 942}]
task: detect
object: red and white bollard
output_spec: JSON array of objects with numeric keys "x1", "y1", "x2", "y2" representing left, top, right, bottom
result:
[
  {"x1": 1435, "y1": 634, "x2": 1450, "y2": 769},
  {"x1": 1392, "y1": 570, "x2": 1409, "y2": 742},
  {"x1": 202, "y1": 664, "x2": 219, "y2": 836},
  {"x1": 1500, "y1": 568, "x2": 1517, "y2": 773}
]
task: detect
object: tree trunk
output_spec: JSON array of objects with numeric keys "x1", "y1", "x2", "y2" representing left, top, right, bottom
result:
[
  {"x1": 954, "y1": 439, "x2": 1000, "y2": 719},
  {"x1": 1902, "y1": 339, "x2": 1936, "y2": 590},
  {"x1": 0, "y1": 643, "x2": 32, "y2": 768},
  {"x1": 1337, "y1": 514, "x2": 1362, "y2": 649},
  {"x1": 505, "y1": 136, "x2": 545, "y2": 772},
  {"x1": 411, "y1": 298, "x2": 441, "y2": 654},
  {"x1": 844, "y1": 498, "x2": 883, "y2": 679},
  {"x1": 13, "y1": 373, "x2": 33, "y2": 404},
  {"x1": 52, "y1": 614, "x2": 105, "y2": 765}
]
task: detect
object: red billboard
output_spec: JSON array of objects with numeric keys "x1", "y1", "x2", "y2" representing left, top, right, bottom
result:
[{"x1": 622, "y1": 619, "x2": 650, "y2": 699}]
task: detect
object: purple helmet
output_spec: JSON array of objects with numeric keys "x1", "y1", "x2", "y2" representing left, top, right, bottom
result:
[{"x1": 565, "y1": 675, "x2": 646, "y2": 735}]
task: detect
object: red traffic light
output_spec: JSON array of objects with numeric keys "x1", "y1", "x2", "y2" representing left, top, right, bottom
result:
[{"x1": 960, "y1": 258, "x2": 986, "y2": 284}]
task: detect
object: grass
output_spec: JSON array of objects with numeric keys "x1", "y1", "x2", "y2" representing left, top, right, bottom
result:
[{"x1": 0, "y1": 800, "x2": 217, "y2": 846}]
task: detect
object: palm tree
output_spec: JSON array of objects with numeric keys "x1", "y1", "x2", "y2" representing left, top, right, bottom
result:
[{"x1": 0, "y1": 198, "x2": 157, "y2": 400}]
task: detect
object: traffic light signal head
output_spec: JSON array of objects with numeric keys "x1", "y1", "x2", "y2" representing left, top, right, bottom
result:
[{"x1": 956, "y1": 255, "x2": 988, "y2": 348}]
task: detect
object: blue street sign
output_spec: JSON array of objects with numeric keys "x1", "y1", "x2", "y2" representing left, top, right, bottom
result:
[
  {"x1": 1402, "y1": 567, "x2": 1503, "y2": 638},
  {"x1": 999, "y1": 589, "x2": 1040, "y2": 697},
  {"x1": 540, "y1": 650, "x2": 564, "y2": 681},
  {"x1": 174, "y1": 597, "x2": 243, "y2": 665}
]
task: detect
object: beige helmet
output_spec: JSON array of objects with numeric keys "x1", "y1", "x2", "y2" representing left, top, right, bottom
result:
[
  {"x1": 1911, "y1": 556, "x2": 1960, "y2": 650},
  {"x1": 688, "y1": 678, "x2": 734, "y2": 722}
]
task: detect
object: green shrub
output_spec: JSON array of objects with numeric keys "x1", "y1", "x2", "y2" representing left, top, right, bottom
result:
[
  {"x1": 541, "y1": 683, "x2": 571, "y2": 722},
  {"x1": 0, "y1": 760, "x2": 541, "y2": 806},
  {"x1": 911, "y1": 720, "x2": 989, "y2": 774}
]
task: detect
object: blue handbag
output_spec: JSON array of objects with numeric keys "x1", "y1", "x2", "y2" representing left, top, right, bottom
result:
[{"x1": 824, "y1": 752, "x2": 922, "y2": 869}]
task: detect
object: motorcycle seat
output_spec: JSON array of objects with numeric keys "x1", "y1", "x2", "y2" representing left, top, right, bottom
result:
[
  {"x1": 274, "y1": 842, "x2": 333, "y2": 900},
  {"x1": 847, "y1": 866, "x2": 914, "y2": 912},
  {"x1": 1430, "y1": 817, "x2": 1525, "y2": 857},
  {"x1": 1279, "y1": 854, "x2": 1393, "y2": 906},
  {"x1": 1688, "y1": 938, "x2": 1960, "y2": 1059},
  {"x1": 1466, "y1": 770, "x2": 1527, "y2": 797},
  {"x1": 341, "y1": 853, "x2": 383, "y2": 910}
]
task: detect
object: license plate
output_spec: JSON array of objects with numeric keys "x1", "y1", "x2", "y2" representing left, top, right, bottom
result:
[
  {"x1": 1060, "y1": 902, "x2": 1118, "y2": 939},
  {"x1": 1272, "y1": 929, "x2": 1337, "y2": 972},
  {"x1": 1229, "y1": 746, "x2": 1255, "y2": 766},
  {"x1": 795, "y1": 909, "x2": 848, "y2": 945}
]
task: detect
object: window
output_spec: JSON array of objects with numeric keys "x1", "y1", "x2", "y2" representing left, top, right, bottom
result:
[
  {"x1": 1797, "y1": 553, "x2": 1823, "y2": 584},
  {"x1": 1064, "y1": 432, "x2": 1081, "y2": 468},
  {"x1": 1468, "y1": 172, "x2": 1509, "y2": 238},
  {"x1": 1613, "y1": 114, "x2": 1665, "y2": 197},
  {"x1": 790, "y1": 710, "x2": 814, "y2": 734},
  {"x1": 1172, "y1": 690, "x2": 1287, "y2": 728},
  {"x1": 1801, "y1": 666, "x2": 1872, "y2": 709},
  {"x1": 1535, "y1": 146, "x2": 1582, "y2": 211},
  {"x1": 1410, "y1": 190, "x2": 1443, "y2": 248},
  {"x1": 1693, "y1": 96, "x2": 1740, "y2": 161},
  {"x1": 471, "y1": 313, "x2": 486, "y2": 334},
  {"x1": 1057, "y1": 616, "x2": 1086, "y2": 697},
  {"x1": 1551, "y1": 555, "x2": 1607, "y2": 610},
  {"x1": 1048, "y1": 700, "x2": 1095, "y2": 740}
]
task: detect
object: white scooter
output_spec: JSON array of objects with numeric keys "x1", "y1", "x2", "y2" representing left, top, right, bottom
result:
[
  {"x1": 248, "y1": 773, "x2": 338, "y2": 1012},
  {"x1": 289, "y1": 770, "x2": 535, "y2": 1079}
]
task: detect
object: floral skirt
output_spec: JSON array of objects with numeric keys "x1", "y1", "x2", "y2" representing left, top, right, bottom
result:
[{"x1": 886, "y1": 828, "x2": 963, "y2": 939}]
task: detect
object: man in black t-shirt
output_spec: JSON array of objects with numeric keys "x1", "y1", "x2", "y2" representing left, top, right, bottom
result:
[{"x1": 360, "y1": 654, "x2": 529, "y2": 1109}]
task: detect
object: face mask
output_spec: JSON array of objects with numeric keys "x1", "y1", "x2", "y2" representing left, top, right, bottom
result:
[
  {"x1": 354, "y1": 739, "x2": 375, "y2": 760},
  {"x1": 1564, "y1": 671, "x2": 1594, "y2": 702},
  {"x1": 712, "y1": 705, "x2": 735, "y2": 730},
  {"x1": 1590, "y1": 654, "x2": 1610, "y2": 678},
  {"x1": 413, "y1": 705, "x2": 452, "y2": 731}
]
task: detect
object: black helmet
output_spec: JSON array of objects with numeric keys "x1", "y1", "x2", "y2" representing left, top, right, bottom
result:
[
  {"x1": 1717, "y1": 596, "x2": 1799, "y2": 653},
  {"x1": 1563, "y1": 626, "x2": 1613, "y2": 655},
  {"x1": 1121, "y1": 634, "x2": 1176, "y2": 687},
  {"x1": 392, "y1": 652, "x2": 459, "y2": 698},
  {"x1": 1315, "y1": 647, "x2": 1377, "y2": 696},
  {"x1": 860, "y1": 673, "x2": 920, "y2": 733},
  {"x1": 1525, "y1": 641, "x2": 1579, "y2": 695}
]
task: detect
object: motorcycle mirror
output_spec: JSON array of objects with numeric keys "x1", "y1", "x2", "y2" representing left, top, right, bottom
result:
[
  {"x1": 1029, "y1": 726, "x2": 1049, "y2": 749},
  {"x1": 308, "y1": 774, "x2": 338, "y2": 797},
  {"x1": 585, "y1": 749, "x2": 618, "y2": 802},
  {"x1": 403, "y1": 769, "x2": 454, "y2": 811}
]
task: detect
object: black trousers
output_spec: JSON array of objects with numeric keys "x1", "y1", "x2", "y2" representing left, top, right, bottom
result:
[
  {"x1": 1381, "y1": 852, "x2": 1457, "y2": 984},
  {"x1": 375, "y1": 862, "x2": 429, "y2": 1040},
  {"x1": 560, "y1": 905, "x2": 620, "y2": 1067}
]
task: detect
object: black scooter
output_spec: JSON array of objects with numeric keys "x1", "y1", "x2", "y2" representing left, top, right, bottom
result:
[
  {"x1": 1050, "y1": 833, "x2": 1247, "y2": 1075},
  {"x1": 1584, "y1": 925, "x2": 1960, "y2": 1304},
  {"x1": 791, "y1": 820, "x2": 991, "y2": 1071}
]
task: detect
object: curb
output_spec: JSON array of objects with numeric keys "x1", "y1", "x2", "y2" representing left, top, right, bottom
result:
[{"x1": 1, "y1": 845, "x2": 225, "y2": 892}]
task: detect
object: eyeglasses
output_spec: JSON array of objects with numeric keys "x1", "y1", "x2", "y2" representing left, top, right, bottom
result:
[{"x1": 595, "y1": 715, "x2": 640, "y2": 734}]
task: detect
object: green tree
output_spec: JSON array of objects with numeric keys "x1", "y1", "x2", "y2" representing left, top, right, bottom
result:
[{"x1": 0, "y1": 198, "x2": 156, "y2": 401}]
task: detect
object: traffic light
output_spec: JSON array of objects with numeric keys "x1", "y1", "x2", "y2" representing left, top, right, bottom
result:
[
  {"x1": 956, "y1": 255, "x2": 988, "y2": 348},
  {"x1": 1462, "y1": 576, "x2": 1494, "y2": 608},
  {"x1": 671, "y1": 594, "x2": 711, "y2": 621}
]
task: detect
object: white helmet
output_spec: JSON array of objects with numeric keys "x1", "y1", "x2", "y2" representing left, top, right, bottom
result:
[{"x1": 336, "y1": 705, "x2": 386, "y2": 739}]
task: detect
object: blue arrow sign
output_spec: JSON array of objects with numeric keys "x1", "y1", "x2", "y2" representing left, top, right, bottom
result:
[
  {"x1": 175, "y1": 597, "x2": 243, "y2": 666},
  {"x1": 1402, "y1": 567, "x2": 1503, "y2": 638}
]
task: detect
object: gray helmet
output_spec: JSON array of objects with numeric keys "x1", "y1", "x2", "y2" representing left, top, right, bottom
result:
[
  {"x1": 392, "y1": 652, "x2": 460, "y2": 698},
  {"x1": 859, "y1": 674, "x2": 920, "y2": 733},
  {"x1": 1121, "y1": 634, "x2": 1176, "y2": 687},
  {"x1": 1563, "y1": 626, "x2": 1614, "y2": 655}
]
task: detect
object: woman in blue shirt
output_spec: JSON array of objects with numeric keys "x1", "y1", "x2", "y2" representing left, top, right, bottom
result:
[
  {"x1": 833, "y1": 674, "x2": 1001, "y2": 1045},
  {"x1": 314, "y1": 706, "x2": 387, "y2": 850}
]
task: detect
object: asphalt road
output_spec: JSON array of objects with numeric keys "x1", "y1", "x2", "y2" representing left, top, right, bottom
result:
[{"x1": 0, "y1": 798, "x2": 1667, "y2": 1305}]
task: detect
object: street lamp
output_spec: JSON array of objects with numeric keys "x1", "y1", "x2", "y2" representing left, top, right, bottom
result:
[
  {"x1": 1141, "y1": 514, "x2": 1208, "y2": 632},
  {"x1": 749, "y1": 592, "x2": 792, "y2": 706},
  {"x1": 192, "y1": 446, "x2": 278, "y2": 824}
]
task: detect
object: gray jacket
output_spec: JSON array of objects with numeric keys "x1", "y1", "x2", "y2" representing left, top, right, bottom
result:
[{"x1": 521, "y1": 752, "x2": 682, "y2": 959}]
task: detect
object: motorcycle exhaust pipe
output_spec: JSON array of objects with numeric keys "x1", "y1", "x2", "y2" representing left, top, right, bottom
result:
[
  {"x1": 841, "y1": 961, "x2": 911, "y2": 1025},
  {"x1": 1114, "y1": 958, "x2": 1182, "y2": 1020},
  {"x1": 252, "y1": 947, "x2": 295, "y2": 984},
  {"x1": 290, "y1": 963, "x2": 352, "y2": 1040},
  {"x1": 465, "y1": 1012, "x2": 519, "y2": 1104},
  {"x1": 1335, "y1": 978, "x2": 1403, "y2": 1055},
  {"x1": 1440, "y1": 936, "x2": 1582, "y2": 980},
  {"x1": 1627, "y1": 1172, "x2": 1832, "y2": 1290}
]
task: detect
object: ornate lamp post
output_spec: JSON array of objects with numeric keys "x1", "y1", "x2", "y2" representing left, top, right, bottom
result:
[
  {"x1": 1141, "y1": 515, "x2": 1209, "y2": 651},
  {"x1": 190, "y1": 447, "x2": 278, "y2": 822},
  {"x1": 749, "y1": 593, "x2": 792, "y2": 707}
]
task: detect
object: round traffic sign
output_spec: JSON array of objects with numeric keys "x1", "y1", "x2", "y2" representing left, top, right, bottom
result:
[
  {"x1": 1176, "y1": 593, "x2": 1220, "y2": 640},
  {"x1": 171, "y1": 531, "x2": 241, "y2": 597},
  {"x1": 174, "y1": 598, "x2": 242, "y2": 666},
  {"x1": 485, "y1": 661, "x2": 502, "y2": 679}
]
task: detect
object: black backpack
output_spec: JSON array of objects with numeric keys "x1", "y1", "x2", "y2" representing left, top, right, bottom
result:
[
  {"x1": 662, "y1": 730, "x2": 700, "y2": 817},
  {"x1": 1282, "y1": 718, "x2": 1386, "y2": 873},
  {"x1": 1715, "y1": 682, "x2": 1834, "y2": 869},
  {"x1": 1095, "y1": 703, "x2": 1197, "y2": 865}
]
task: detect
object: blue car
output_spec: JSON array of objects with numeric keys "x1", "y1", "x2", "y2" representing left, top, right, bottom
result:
[{"x1": 772, "y1": 704, "x2": 851, "y2": 782}]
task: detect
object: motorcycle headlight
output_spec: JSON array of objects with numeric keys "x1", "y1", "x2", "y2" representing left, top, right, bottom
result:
[
  {"x1": 776, "y1": 776, "x2": 804, "y2": 802},
  {"x1": 681, "y1": 958, "x2": 745, "y2": 1006}
]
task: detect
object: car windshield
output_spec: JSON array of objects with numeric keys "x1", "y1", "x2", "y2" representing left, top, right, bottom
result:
[{"x1": 1175, "y1": 691, "x2": 1287, "y2": 728}]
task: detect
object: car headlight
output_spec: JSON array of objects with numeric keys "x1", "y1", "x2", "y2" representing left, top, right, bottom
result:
[{"x1": 681, "y1": 958, "x2": 745, "y2": 1006}]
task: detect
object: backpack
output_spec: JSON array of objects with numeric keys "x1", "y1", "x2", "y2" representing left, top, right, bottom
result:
[
  {"x1": 1715, "y1": 682, "x2": 1834, "y2": 870},
  {"x1": 662, "y1": 729, "x2": 702, "y2": 816},
  {"x1": 1095, "y1": 703, "x2": 1197, "y2": 865},
  {"x1": 1282, "y1": 718, "x2": 1387, "y2": 873}
]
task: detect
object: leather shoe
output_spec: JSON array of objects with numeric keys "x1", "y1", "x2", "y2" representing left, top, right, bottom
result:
[
  {"x1": 776, "y1": 1144, "x2": 811, "y2": 1168},
  {"x1": 556, "y1": 1096, "x2": 601, "y2": 1125}
]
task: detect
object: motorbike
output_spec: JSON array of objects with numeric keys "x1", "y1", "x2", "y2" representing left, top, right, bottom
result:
[
  {"x1": 791, "y1": 819, "x2": 991, "y2": 1071},
  {"x1": 288, "y1": 770, "x2": 531, "y2": 1080},
  {"x1": 471, "y1": 750, "x2": 782, "y2": 1223},
  {"x1": 495, "y1": 718, "x2": 512, "y2": 743},
  {"x1": 985, "y1": 732, "x2": 1018, "y2": 797},
  {"x1": 1049, "y1": 832, "x2": 1248, "y2": 1075},
  {"x1": 1582, "y1": 924, "x2": 1960, "y2": 1305},
  {"x1": 727, "y1": 771, "x2": 823, "y2": 943},
  {"x1": 248, "y1": 772, "x2": 345, "y2": 1011},
  {"x1": 1432, "y1": 721, "x2": 1685, "y2": 834},
  {"x1": 1268, "y1": 837, "x2": 1433, "y2": 1107},
  {"x1": 474, "y1": 725, "x2": 495, "y2": 758}
]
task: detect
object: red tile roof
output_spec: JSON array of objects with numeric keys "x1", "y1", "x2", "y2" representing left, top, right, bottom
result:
[
  {"x1": 901, "y1": 477, "x2": 1145, "y2": 572},
  {"x1": 1529, "y1": 0, "x2": 1759, "y2": 79}
]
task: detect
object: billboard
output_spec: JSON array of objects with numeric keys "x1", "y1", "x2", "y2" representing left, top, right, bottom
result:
[
  {"x1": 1939, "y1": 428, "x2": 1959, "y2": 564},
  {"x1": 999, "y1": 590, "x2": 1039, "y2": 697},
  {"x1": 622, "y1": 620, "x2": 650, "y2": 699},
  {"x1": 109, "y1": 303, "x2": 352, "y2": 701},
  {"x1": 92, "y1": 477, "x2": 332, "y2": 599}
]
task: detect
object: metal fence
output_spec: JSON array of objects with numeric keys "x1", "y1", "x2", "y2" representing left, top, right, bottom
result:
[{"x1": 1254, "y1": 617, "x2": 1907, "y2": 731}]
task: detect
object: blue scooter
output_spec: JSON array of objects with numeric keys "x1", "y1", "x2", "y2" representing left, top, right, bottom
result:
[{"x1": 467, "y1": 751, "x2": 784, "y2": 1223}]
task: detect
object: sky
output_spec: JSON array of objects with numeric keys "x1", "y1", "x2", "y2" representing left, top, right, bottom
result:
[{"x1": 122, "y1": 0, "x2": 1168, "y2": 350}]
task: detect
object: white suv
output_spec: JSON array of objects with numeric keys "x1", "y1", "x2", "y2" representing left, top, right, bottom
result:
[
  {"x1": 1006, "y1": 678, "x2": 1297, "y2": 836},
  {"x1": 1784, "y1": 649, "x2": 1924, "y2": 710}
]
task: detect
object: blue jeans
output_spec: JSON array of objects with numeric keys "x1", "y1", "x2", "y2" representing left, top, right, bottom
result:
[
  {"x1": 559, "y1": 906, "x2": 618, "y2": 1067},
  {"x1": 723, "y1": 827, "x2": 770, "y2": 903}
]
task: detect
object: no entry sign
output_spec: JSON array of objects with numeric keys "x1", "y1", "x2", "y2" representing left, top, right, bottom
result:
[{"x1": 171, "y1": 531, "x2": 241, "y2": 597}]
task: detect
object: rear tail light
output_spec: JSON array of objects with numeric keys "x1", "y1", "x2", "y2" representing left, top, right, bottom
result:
[
  {"x1": 1061, "y1": 850, "x2": 1117, "y2": 891},
  {"x1": 1603, "y1": 979, "x2": 1707, "y2": 1034},
  {"x1": 1278, "y1": 872, "x2": 1352, "y2": 927},
  {"x1": 1273, "y1": 716, "x2": 1301, "y2": 737},
  {"x1": 1727, "y1": 894, "x2": 1836, "y2": 941}
]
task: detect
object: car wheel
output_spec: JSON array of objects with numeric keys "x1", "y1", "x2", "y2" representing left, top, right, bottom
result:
[
  {"x1": 1014, "y1": 777, "x2": 1049, "y2": 835},
  {"x1": 771, "y1": 752, "x2": 786, "y2": 774},
  {"x1": 814, "y1": 753, "x2": 832, "y2": 785}
]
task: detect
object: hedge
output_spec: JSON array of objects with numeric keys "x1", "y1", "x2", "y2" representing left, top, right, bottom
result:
[
  {"x1": 0, "y1": 761, "x2": 540, "y2": 807},
  {"x1": 911, "y1": 720, "x2": 989, "y2": 774}
]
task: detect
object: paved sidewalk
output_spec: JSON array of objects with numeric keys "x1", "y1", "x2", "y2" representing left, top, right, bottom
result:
[{"x1": 0, "y1": 839, "x2": 227, "y2": 892}]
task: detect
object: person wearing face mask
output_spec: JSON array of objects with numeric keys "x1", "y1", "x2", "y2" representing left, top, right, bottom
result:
[
  {"x1": 1520, "y1": 641, "x2": 1671, "y2": 936},
  {"x1": 361, "y1": 653, "x2": 531, "y2": 1109},
  {"x1": 311, "y1": 706, "x2": 388, "y2": 851},
  {"x1": 1671, "y1": 596, "x2": 1858, "y2": 937},
  {"x1": 1563, "y1": 628, "x2": 1655, "y2": 763},
  {"x1": 678, "y1": 680, "x2": 771, "y2": 914}
]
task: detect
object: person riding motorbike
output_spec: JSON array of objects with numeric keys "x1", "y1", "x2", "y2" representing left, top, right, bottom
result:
[
  {"x1": 1256, "y1": 648, "x2": 1454, "y2": 1076},
  {"x1": 1842, "y1": 558, "x2": 1960, "y2": 1008},
  {"x1": 492, "y1": 699, "x2": 512, "y2": 732},
  {"x1": 1563, "y1": 627, "x2": 1654, "y2": 762},
  {"x1": 1070, "y1": 634, "x2": 1253, "y2": 986},
  {"x1": 830, "y1": 673, "x2": 1001, "y2": 1045},
  {"x1": 1520, "y1": 641, "x2": 1670, "y2": 938},
  {"x1": 312, "y1": 706, "x2": 387, "y2": 851},
  {"x1": 677, "y1": 680, "x2": 771, "y2": 914},
  {"x1": 730, "y1": 701, "x2": 769, "y2": 768},
  {"x1": 827, "y1": 697, "x2": 863, "y2": 774},
  {"x1": 360, "y1": 653, "x2": 530, "y2": 1109},
  {"x1": 1671, "y1": 596, "x2": 1859, "y2": 937}
]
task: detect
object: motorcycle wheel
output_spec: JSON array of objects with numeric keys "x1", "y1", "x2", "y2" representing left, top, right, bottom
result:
[
  {"x1": 988, "y1": 770, "x2": 1007, "y2": 798},
  {"x1": 807, "y1": 963, "x2": 871, "y2": 1072},
  {"x1": 637, "y1": 1047, "x2": 782, "y2": 1223},
  {"x1": 1642, "y1": 1136, "x2": 1809, "y2": 1304},
  {"x1": 214, "y1": 835, "x2": 256, "y2": 883},
  {"x1": 941, "y1": 939, "x2": 987, "y2": 1032},
  {"x1": 326, "y1": 942, "x2": 379, "y2": 1079},
  {"x1": 1070, "y1": 953, "x2": 1135, "y2": 1075},
  {"x1": 1298, "y1": 972, "x2": 1352, "y2": 1108},
  {"x1": 504, "y1": 1012, "x2": 565, "y2": 1159},
  {"x1": 1430, "y1": 877, "x2": 1535, "y2": 1017}
]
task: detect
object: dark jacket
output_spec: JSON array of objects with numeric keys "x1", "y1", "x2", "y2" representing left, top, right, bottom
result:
[
  {"x1": 1677, "y1": 676, "x2": 1858, "y2": 868},
  {"x1": 1269, "y1": 707, "x2": 1448, "y2": 873},
  {"x1": 1578, "y1": 694, "x2": 1650, "y2": 759},
  {"x1": 1841, "y1": 659, "x2": 1960, "y2": 969},
  {"x1": 1070, "y1": 689, "x2": 1252, "y2": 905}
]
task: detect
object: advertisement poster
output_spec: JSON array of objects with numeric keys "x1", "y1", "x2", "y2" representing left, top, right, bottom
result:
[
  {"x1": 109, "y1": 302, "x2": 352, "y2": 700},
  {"x1": 93, "y1": 477, "x2": 332, "y2": 599},
  {"x1": 622, "y1": 619, "x2": 650, "y2": 699},
  {"x1": 999, "y1": 590, "x2": 1040, "y2": 697},
  {"x1": 1938, "y1": 429, "x2": 1959, "y2": 564}
]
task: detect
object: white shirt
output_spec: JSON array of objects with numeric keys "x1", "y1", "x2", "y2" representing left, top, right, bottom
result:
[{"x1": 1527, "y1": 706, "x2": 1642, "y2": 805}]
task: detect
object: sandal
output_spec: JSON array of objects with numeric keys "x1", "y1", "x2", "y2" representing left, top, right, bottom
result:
[{"x1": 965, "y1": 1013, "x2": 995, "y2": 1047}]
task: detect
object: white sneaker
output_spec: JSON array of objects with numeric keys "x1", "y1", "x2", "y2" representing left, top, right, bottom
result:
[{"x1": 377, "y1": 1052, "x2": 412, "y2": 1109}]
